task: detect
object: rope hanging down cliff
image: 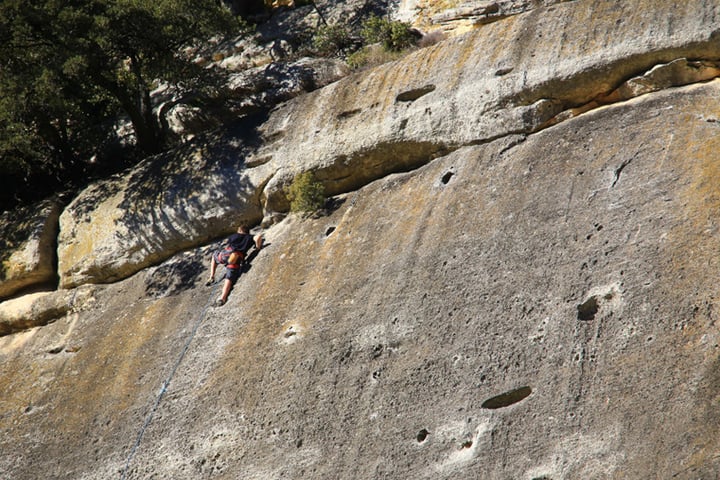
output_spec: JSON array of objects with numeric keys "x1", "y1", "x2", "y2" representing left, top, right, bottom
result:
[{"x1": 119, "y1": 281, "x2": 222, "y2": 480}]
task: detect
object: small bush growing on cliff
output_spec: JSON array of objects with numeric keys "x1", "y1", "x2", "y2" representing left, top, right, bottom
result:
[
  {"x1": 286, "y1": 171, "x2": 325, "y2": 213},
  {"x1": 346, "y1": 15, "x2": 418, "y2": 69},
  {"x1": 312, "y1": 24, "x2": 356, "y2": 57},
  {"x1": 311, "y1": 14, "x2": 417, "y2": 68},
  {"x1": 360, "y1": 15, "x2": 416, "y2": 52}
]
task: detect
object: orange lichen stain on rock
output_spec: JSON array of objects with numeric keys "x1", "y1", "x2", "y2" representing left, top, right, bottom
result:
[
  {"x1": 666, "y1": 112, "x2": 720, "y2": 295},
  {"x1": 60, "y1": 190, "x2": 125, "y2": 276},
  {"x1": 0, "y1": 330, "x2": 40, "y2": 418},
  {"x1": 71, "y1": 305, "x2": 160, "y2": 393},
  {"x1": 208, "y1": 229, "x2": 319, "y2": 383},
  {"x1": 17, "y1": 298, "x2": 179, "y2": 441},
  {"x1": 411, "y1": 0, "x2": 461, "y2": 29},
  {"x1": 325, "y1": 68, "x2": 396, "y2": 128},
  {"x1": 370, "y1": 63, "x2": 416, "y2": 115},
  {"x1": 207, "y1": 181, "x2": 434, "y2": 400},
  {"x1": 445, "y1": 34, "x2": 483, "y2": 90}
]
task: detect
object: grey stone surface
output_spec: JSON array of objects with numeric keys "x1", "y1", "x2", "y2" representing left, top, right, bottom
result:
[
  {"x1": 54, "y1": 0, "x2": 720, "y2": 289},
  {"x1": 253, "y1": 0, "x2": 720, "y2": 212},
  {"x1": 4, "y1": 2, "x2": 720, "y2": 478},
  {"x1": 3, "y1": 80, "x2": 720, "y2": 479},
  {"x1": 0, "y1": 199, "x2": 61, "y2": 299},
  {"x1": 396, "y1": 0, "x2": 674, "y2": 35},
  {"x1": 0, "y1": 286, "x2": 97, "y2": 336},
  {"x1": 225, "y1": 57, "x2": 351, "y2": 111},
  {"x1": 56, "y1": 133, "x2": 266, "y2": 288}
]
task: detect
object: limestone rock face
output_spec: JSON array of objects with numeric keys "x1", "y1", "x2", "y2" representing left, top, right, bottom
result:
[
  {"x1": 161, "y1": 56, "x2": 350, "y2": 142},
  {"x1": 0, "y1": 286, "x2": 97, "y2": 336},
  {"x1": 55, "y1": 0, "x2": 720, "y2": 292},
  {"x1": 9, "y1": 2, "x2": 720, "y2": 477},
  {"x1": 254, "y1": 0, "x2": 720, "y2": 212},
  {"x1": 225, "y1": 57, "x2": 351, "y2": 113},
  {"x1": 147, "y1": 0, "x2": 372, "y2": 147},
  {"x1": 0, "y1": 199, "x2": 61, "y2": 299},
  {"x1": 57, "y1": 137, "x2": 266, "y2": 288},
  {"x1": 3, "y1": 80, "x2": 720, "y2": 479},
  {"x1": 395, "y1": 0, "x2": 576, "y2": 33}
]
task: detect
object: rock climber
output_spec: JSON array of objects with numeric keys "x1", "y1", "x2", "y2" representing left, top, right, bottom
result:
[{"x1": 206, "y1": 225, "x2": 264, "y2": 306}]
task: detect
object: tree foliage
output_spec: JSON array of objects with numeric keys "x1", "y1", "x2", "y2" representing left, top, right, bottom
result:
[
  {"x1": 286, "y1": 171, "x2": 325, "y2": 213},
  {"x1": 312, "y1": 14, "x2": 417, "y2": 68},
  {"x1": 311, "y1": 23, "x2": 355, "y2": 57},
  {"x1": 0, "y1": 0, "x2": 242, "y2": 211},
  {"x1": 359, "y1": 15, "x2": 415, "y2": 52}
]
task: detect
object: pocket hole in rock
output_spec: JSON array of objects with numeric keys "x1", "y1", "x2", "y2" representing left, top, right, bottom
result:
[
  {"x1": 416, "y1": 429, "x2": 429, "y2": 443},
  {"x1": 396, "y1": 84, "x2": 436, "y2": 102},
  {"x1": 481, "y1": 386, "x2": 532, "y2": 409},
  {"x1": 441, "y1": 171, "x2": 454, "y2": 184},
  {"x1": 577, "y1": 296, "x2": 599, "y2": 321},
  {"x1": 337, "y1": 108, "x2": 362, "y2": 120},
  {"x1": 325, "y1": 226, "x2": 336, "y2": 236}
]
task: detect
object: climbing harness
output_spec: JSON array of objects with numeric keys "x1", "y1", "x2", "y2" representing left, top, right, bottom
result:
[
  {"x1": 213, "y1": 246, "x2": 245, "y2": 269},
  {"x1": 119, "y1": 281, "x2": 221, "y2": 480}
]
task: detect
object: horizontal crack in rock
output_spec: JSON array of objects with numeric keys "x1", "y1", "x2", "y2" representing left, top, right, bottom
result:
[
  {"x1": 296, "y1": 60, "x2": 720, "y2": 217},
  {"x1": 536, "y1": 58, "x2": 720, "y2": 131}
]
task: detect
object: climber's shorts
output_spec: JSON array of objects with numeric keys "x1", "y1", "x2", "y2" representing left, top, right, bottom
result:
[
  {"x1": 224, "y1": 265, "x2": 241, "y2": 283},
  {"x1": 214, "y1": 248, "x2": 244, "y2": 284}
]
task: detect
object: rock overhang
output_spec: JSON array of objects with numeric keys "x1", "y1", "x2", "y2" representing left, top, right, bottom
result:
[{"x1": 51, "y1": 0, "x2": 720, "y2": 290}]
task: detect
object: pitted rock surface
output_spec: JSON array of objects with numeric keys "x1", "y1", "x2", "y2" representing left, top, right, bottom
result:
[
  {"x1": 3, "y1": 80, "x2": 720, "y2": 479},
  {"x1": 3, "y1": 1, "x2": 720, "y2": 479},
  {"x1": 254, "y1": 0, "x2": 720, "y2": 210},
  {"x1": 55, "y1": 0, "x2": 720, "y2": 288}
]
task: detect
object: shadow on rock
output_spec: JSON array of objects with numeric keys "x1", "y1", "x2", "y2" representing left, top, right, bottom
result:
[{"x1": 144, "y1": 249, "x2": 207, "y2": 298}]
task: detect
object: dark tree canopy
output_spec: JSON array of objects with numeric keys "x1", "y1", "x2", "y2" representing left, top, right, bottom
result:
[{"x1": 0, "y1": 0, "x2": 242, "y2": 212}]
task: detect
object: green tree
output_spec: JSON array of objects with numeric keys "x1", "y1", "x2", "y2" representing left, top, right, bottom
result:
[{"x1": 0, "y1": 0, "x2": 242, "y2": 210}]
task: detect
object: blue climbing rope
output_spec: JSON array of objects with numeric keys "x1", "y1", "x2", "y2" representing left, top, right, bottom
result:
[{"x1": 119, "y1": 281, "x2": 221, "y2": 480}]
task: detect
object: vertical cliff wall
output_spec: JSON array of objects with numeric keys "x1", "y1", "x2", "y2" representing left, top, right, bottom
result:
[
  {"x1": 3, "y1": 80, "x2": 720, "y2": 479},
  {"x1": 51, "y1": 0, "x2": 720, "y2": 290},
  {"x1": 2, "y1": 1, "x2": 720, "y2": 479}
]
